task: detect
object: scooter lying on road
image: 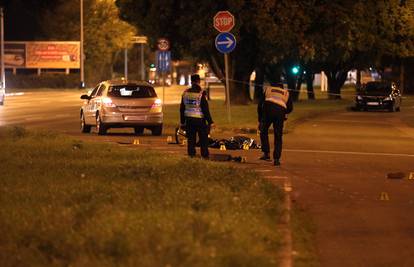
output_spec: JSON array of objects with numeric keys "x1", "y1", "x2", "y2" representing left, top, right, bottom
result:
[
  {"x1": 174, "y1": 125, "x2": 260, "y2": 150},
  {"x1": 173, "y1": 125, "x2": 259, "y2": 163}
]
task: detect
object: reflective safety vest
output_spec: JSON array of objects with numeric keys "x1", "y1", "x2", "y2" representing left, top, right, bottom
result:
[
  {"x1": 264, "y1": 86, "x2": 289, "y2": 109},
  {"x1": 183, "y1": 90, "x2": 204, "y2": 118}
]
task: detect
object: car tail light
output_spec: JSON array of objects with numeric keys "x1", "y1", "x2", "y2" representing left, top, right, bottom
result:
[
  {"x1": 102, "y1": 97, "x2": 116, "y2": 107},
  {"x1": 152, "y1": 98, "x2": 162, "y2": 108}
]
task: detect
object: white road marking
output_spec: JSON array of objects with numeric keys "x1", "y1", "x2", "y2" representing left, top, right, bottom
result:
[
  {"x1": 24, "y1": 116, "x2": 45, "y2": 121},
  {"x1": 264, "y1": 175, "x2": 288, "y2": 179},
  {"x1": 5, "y1": 92, "x2": 25, "y2": 96},
  {"x1": 54, "y1": 114, "x2": 72, "y2": 118},
  {"x1": 285, "y1": 149, "x2": 414, "y2": 158},
  {"x1": 256, "y1": 169, "x2": 273, "y2": 172},
  {"x1": 313, "y1": 119, "x2": 389, "y2": 125}
]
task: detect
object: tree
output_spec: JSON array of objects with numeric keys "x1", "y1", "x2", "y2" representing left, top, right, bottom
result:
[
  {"x1": 117, "y1": 0, "x2": 269, "y2": 104},
  {"x1": 116, "y1": 0, "x2": 414, "y2": 101},
  {"x1": 41, "y1": 0, "x2": 136, "y2": 84},
  {"x1": 306, "y1": 0, "x2": 414, "y2": 99},
  {"x1": 0, "y1": 0, "x2": 59, "y2": 40}
]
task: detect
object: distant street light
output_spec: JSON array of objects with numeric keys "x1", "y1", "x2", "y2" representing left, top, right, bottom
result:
[
  {"x1": 291, "y1": 66, "x2": 300, "y2": 75},
  {"x1": 80, "y1": 0, "x2": 85, "y2": 88}
]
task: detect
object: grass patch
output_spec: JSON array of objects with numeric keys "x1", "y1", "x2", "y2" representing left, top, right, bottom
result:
[{"x1": 0, "y1": 127, "x2": 285, "y2": 267}]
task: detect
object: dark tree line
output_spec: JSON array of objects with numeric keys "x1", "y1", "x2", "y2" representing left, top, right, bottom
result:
[{"x1": 116, "y1": 0, "x2": 414, "y2": 103}]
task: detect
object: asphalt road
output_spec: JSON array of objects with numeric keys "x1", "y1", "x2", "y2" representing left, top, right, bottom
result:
[
  {"x1": 284, "y1": 108, "x2": 414, "y2": 266},
  {"x1": 1, "y1": 89, "x2": 414, "y2": 266}
]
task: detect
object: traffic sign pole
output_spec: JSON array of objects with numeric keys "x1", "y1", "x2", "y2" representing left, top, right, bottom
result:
[
  {"x1": 124, "y1": 47, "x2": 128, "y2": 80},
  {"x1": 163, "y1": 72, "x2": 165, "y2": 107},
  {"x1": 215, "y1": 32, "x2": 235, "y2": 123},
  {"x1": 213, "y1": 11, "x2": 235, "y2": 123},
  {"x1": 156, "y1": 39, "x2": 170, "y2": 107},
  {"x1": 224, "y1": 53, "x2": 231, "y2": 122}
]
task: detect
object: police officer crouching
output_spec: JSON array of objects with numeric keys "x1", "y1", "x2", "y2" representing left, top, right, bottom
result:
[
  {"x1": 258, "y1": 82, "x2": 293, "y2": 166},
  {"x1": 180, "y1": 74, "x2": 214, "y2": 159}
]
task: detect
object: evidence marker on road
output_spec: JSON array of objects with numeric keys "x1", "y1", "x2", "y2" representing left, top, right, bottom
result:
[
  {"x1": 220, "y1": 144, "x2": 226, "y2": 151},
  {"x1": 166, "y1": 136, "x2": 173, "y2": 143},
  {"x1": 133, "y1": 139, "x2": 140, "y2": 145},
  {"x1": 243, "y1": 143, "x2": 250, "y2": 150},
  {"x1": 409, "y1": 172, "x2": 414, "y2": 180},
  {"x1": 380, "y1": 192, "x2": 390, "y2": 201}
]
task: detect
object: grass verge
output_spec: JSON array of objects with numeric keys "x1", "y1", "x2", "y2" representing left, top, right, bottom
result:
[{"x1": 0, "y1": 127, "x2": 285, "y2": 267}]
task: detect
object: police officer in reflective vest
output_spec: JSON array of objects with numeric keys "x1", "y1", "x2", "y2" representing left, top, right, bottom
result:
[
  {"x1": 258, "y1": 82, "x2": 293, "y2": 166},
  {"x1": 180, "y1": 74, "x2": 214, "y2": 159}
]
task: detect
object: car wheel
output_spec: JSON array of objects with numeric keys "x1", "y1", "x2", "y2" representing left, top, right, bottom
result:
[
  {"x1": 80, "y1": 112, "x2": 91, "y2": 133},
  {"x1": 151, "y1": 125, "x2": 163, "y2": 136},
  {"x1": 96, "y1": 114, "x2": 107, "y2": 135},
  {"x1": 134, "y1": 127, "x2": 144, "y2": 135}
]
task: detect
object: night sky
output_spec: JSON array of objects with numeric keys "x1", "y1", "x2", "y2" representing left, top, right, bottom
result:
[{"x1": 0, "y1": 0, "x2": 58, "y2": 40}]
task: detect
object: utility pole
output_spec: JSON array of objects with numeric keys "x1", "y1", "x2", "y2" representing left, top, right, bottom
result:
[
  {"x1": 0, "y1": 7, "x2": 5, "y2": 90},
  {"x1": 80, "y1": 0, "x2": 85, "y2": 88},
  {"x1": 141, "y1": 43, "x2": 145, "y2": 80},
  {"x1": 130, "y1": 36, "x2": 147, "y2": 81},
  {"x1": 124, "y1": 47, "x2": 128, "y2": 80}
]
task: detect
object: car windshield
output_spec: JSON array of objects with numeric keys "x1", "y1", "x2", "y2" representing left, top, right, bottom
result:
[
  {"x1": 364, "y1": 83, "x2": 392, "y2": 95},
  {"x1": 108, "y1": 85, "x2": 156, "y2": 98}
]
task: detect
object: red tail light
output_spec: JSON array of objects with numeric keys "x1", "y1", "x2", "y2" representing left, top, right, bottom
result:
[
  {"x1": 151, "y1": 98, "x2": 162, "y2": 108},
  {"x1": 102, "y1": 97, "x2": 116, "y2": 107}
]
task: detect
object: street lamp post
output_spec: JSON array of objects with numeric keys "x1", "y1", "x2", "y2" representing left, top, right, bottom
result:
[
  {"x1": 130, "y1": 36, "x2": 147, "y2": 81},
  {"x1": 80, "y1": 0, "x2": 85, "y2": 88},
  {"x1": 124, "y1": 47, "x2": 128, "y2": 80},
  {"x1": 140, "y1": 43, "x2": 144, "y2": 80},
  {"x1": 0, "y1": 7, "x2": 5, "y2": 90}
]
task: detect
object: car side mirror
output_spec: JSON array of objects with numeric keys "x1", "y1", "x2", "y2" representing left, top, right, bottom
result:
[{"x1": 80, "y1": 94, "x2": 90, "y2": 100}]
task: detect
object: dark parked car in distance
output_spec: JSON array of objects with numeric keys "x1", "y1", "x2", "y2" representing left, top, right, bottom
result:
[{"x1": 355, "y1": 81, "x2": 401, "y2": 112}]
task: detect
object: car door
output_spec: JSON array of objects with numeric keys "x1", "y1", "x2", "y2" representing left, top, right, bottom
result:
[
  {"x1": 84, "y1": 84, "x2": 101, "y2": 124},
  {"x1": 92, "y1": 85, "x2": 106, "y2": 124}
]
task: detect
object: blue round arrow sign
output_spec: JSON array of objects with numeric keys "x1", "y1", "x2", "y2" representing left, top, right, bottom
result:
[{"x1": 215, "y1": 32, "x2": 236, "y2": 54}]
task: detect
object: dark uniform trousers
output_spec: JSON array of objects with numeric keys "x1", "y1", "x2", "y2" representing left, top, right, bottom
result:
[
  {"x1": 185, "y1": 118, "x2": 209, "y2": 158},
  {"x1": 260, "y1": 103, "x2": 286, "y2": 160}
]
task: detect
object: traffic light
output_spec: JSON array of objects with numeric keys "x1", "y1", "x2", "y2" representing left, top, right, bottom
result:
[{"x1": 291, "y1": 66, "x2": 300, "y2": 75}]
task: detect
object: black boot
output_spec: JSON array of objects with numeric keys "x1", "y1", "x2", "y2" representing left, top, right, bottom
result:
[
  {"x1": 274, "y1": 159, "x2": 281, "y2": 167},
  {"x1": 259, "y1": 152, "x2": 271, "y2": 161}
]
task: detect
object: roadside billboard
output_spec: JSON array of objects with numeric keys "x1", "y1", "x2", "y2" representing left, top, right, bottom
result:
[
  {"x1": 5, "y1": 42, "x2": 25, "y2": 68},
  {"x1": 4, "y1": 41, "x2": 80, "y2": 69}
]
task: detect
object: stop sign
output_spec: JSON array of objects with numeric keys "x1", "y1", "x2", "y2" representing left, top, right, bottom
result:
[{"x1": 213, "y1": 11, "x2": 235, "y2": 32}]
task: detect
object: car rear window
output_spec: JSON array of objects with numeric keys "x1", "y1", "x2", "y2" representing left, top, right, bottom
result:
[{"x1": 108, "y1": 85, "x2": 157, "y2": 98}]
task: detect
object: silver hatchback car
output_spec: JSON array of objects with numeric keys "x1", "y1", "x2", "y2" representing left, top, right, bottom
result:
[{"x1": 80, "y1": 80, "x2": 163, "y2": 135}]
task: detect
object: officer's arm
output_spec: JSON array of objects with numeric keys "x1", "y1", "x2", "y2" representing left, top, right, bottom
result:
[
  {"x1": 286, "y1": 93, "x2": 293, "y2": 114},
  {"x1": 257, "y1": 87, "x2": 265, "y2": 122},
  {"x1": 201, "y1": 91, "x2": 213, "y2": 124},
  {"x1": 180, "y1": 96, "x2": 185, "y2": 125}
]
